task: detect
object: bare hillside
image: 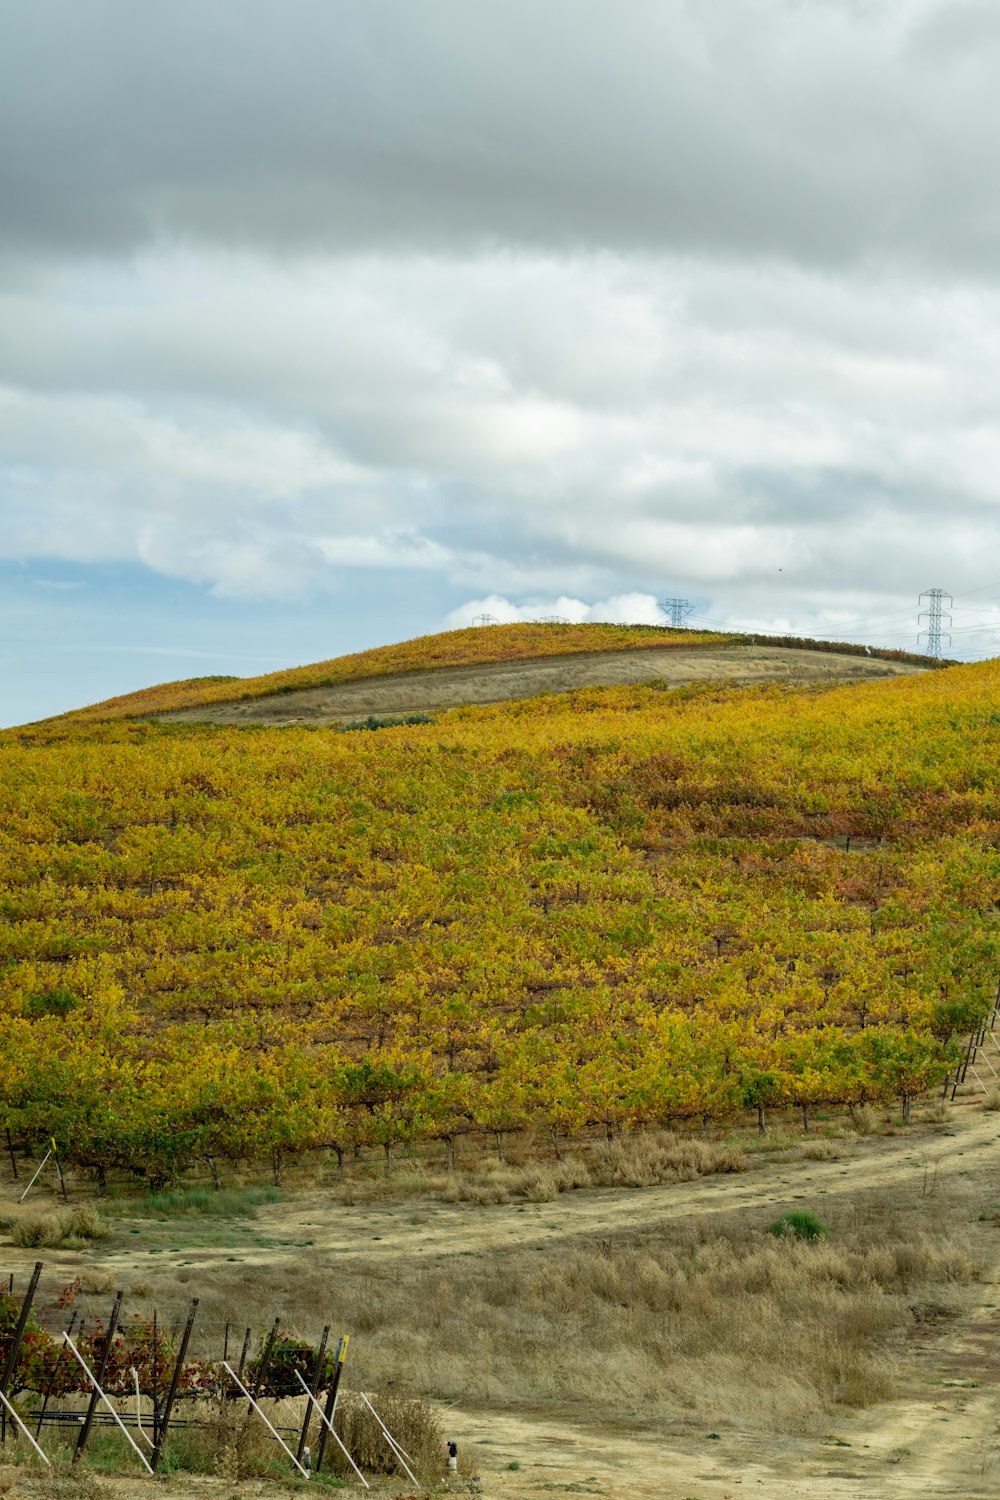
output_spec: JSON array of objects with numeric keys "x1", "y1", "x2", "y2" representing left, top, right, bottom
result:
[{"x1": 158, "y1": 641, "x2": 925, "y2": 725}]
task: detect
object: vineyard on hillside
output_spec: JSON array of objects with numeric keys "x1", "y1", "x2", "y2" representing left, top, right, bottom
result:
[{"x1": 3, "y1": 652, "x2": 1000, "y2": 1187}]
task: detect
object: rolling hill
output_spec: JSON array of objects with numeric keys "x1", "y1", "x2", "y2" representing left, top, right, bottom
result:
[
  {"x1": 1, "y1": 625, "x2": 991, "y2": 1188},
  {"x1": 52, "y1": 621, "x2": 932, "y2": 726}
]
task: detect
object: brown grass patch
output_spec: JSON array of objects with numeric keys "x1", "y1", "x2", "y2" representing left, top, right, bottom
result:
[
  {"x1": 168, "y1": 1196, "x2": 979, "y2": 1435},
  {"x1": 0, "y1": 1204, "x2": 111, "y2": 1249}
]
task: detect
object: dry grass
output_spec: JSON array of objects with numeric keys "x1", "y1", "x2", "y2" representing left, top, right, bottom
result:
[
  {"x1": 0, "y1": 1203, "x2": 110, "y2": 1248},
  {"x1": 801, "y1": 1140, "x2": 842, "y2": 1161},
  {"x1": 165, "y1": 1192, "x2": 980, "y2": 1436},
  {"x1": 335, "y1": 1132, "x2": 747, "y2": 1206},
  {"x1": 325, "y1": 1392, "x2": 443, "y2": 1477}
]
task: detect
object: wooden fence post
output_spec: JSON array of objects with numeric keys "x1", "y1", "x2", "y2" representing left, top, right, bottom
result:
[
  {"x1": 150, "y1": 1298, "x2": 198, "y2": 1473},
  {"x1": 295, "y1": 1324, "x2": 329, "y2": 1465},
  {"x1": 150, "y1": 1309, "x2": 159, "y2": 1450},
  {"x1": 236, "y1": 1326, "x2": 252, "y2": 1381},
  {"x1": 0, "y1": 1260, "x2": 42, "y2": 1445},
  {"x1": 74, "y1": 1289, "x2": 123, "y2": 1463},
  {"x1": 314, "y1": 1334, "x2": 348, "y2": 1475},
  {"x1": 251, "y1": 1318, "x2": 281, "y2": 1402}
]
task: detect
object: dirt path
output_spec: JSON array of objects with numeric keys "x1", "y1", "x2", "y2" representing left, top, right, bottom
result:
[
  {"x1": 157, "y1": 645, "x2": 923, "y2": 725},
  {"x1": 74, "y1": 1106, "x2": 994, "y2": 1277},
  {"x1": 4, "y1": 1107, "x2": 996, "y2": 1499}
]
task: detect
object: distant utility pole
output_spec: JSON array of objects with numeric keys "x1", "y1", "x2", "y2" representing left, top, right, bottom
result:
[
  {"x1": 918, "y1": 587, "x2": 952, "y2": 658},
  {"x1": 659, "y1": 598, "x2": 694, "y2": 629}
]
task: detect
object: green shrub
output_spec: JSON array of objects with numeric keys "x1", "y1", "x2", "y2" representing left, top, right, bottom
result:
[
  {"x1": 768, "y1": 1210, "x2": 828, "y2": 1241},
  {"x1": 339, "y1": 714, "x2": 434, "y2": 733}
]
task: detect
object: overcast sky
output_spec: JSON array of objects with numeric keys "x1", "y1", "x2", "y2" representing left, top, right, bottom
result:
[{"x1": 4, "y1": 0, "x2": 1000, "y2": 724}]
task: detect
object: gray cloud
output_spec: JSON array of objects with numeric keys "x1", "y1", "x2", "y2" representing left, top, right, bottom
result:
[
  {"x1": 4, "y1": 0, "x2": 1000, "y2": 274},
  {"x1": 4, "y1": 0, "x2": 1000, "y2": 705}
]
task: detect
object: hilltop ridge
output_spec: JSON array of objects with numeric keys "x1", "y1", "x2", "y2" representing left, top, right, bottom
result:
[{"x1": 52, "y1": 621, "x2": 937, "y2": 727}]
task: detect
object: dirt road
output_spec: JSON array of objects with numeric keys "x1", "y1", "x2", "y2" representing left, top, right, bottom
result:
[
  {"x1": 2, "y1": 1107, "x2": 995, "y2": 1499},
  {"x1": 157, "y1": 644, "x2": 923, "y2": 726}
]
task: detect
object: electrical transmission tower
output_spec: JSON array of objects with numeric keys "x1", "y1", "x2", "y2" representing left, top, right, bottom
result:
[
  {"x1": 659, "y1": 598, "x2": 694, "y2": 629},
  {"x1": 918, "y1": 587, "x2": 952, "y2": 658}
]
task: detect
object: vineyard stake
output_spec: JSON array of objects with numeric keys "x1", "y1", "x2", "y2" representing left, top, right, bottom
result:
[
  {"x1": 151, "y1": 1297, "x2": 198, "y2": 1473},
  {"x1": 237, "y1": 1325, "x2": 252, "y2": 1381},
  {"x1": 0, "y1": 1389, "x2": 50, "y2": 1465},
  {"x1": 253, "y1": 1316, "x2": 281, "y2": 1400},
  {"x1": 314, "y1": 1333, "x2": 348, "y2": 1474},
  {"x1": 295, "y1": 1322, "x2": 329, "y2": 1465},
  {"x1": 293, "y1": 1368, "x2": 368, "y2": 1487},
  {"x1": 52, "y1": 1146, "x2": 68, "y2": 1203},
  {"x1": 222, "y1": 1361, "x2": 310, "y2": 1480},
  {"x1": 151, "y1": 1308, "x2": 159, "y2": 1448},
  {"x1": 62, "y1": 1332, "x2": 152, "y2": 1475},
  {"x1": 0, "y1": 1260, "x2": 42, "y2": 1446},
  {"x1": 74, "y1": 1289, "x2": 123, "y2": 1463},
  {"x1": 35, "y1": 1309, "x2": 78, "y2": 1438},
  {"x1": 359, "y1": 1392, "x2": 418, "y2": 1485},
  {"x1": 132, "y1": 1365, "x2": 154, "y2": 1447}
]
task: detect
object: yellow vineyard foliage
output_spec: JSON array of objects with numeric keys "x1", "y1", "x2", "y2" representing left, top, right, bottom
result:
[{"x1": 2, "y1": 652, "x2": 998, "y2": 1183}]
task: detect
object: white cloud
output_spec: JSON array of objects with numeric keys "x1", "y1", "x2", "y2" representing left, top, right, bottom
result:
[
  {"x1": 4, "y1": 247, "x2": 1000, "y2": 624},
  {"x1": 445, "y1": 592, "x2": 667, "y2": 628}
]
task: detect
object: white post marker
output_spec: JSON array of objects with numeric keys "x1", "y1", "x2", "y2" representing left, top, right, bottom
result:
[
  {"x1": 222, "y1": 1361, "x2": 310, "y2": 1480},
  {"x1": 18, "y1": 1148, "x2": 52, "y2": 1204},
  {"x1": 61, "y1": 1334, "x2": 153, "y2": 1474},
  {"x1": 131, "y1": 1366, "x2": 154, "y2": 1447},
  {"x1": 359, "y1": 1392, "x2": 418, "y2": 1486},
  {"x1": 292, "y1": 1369, "x2": 369, "y2": 1487},
  {"x1": 0, "y1": 1389, "x2": 51, "y2": 1465}
]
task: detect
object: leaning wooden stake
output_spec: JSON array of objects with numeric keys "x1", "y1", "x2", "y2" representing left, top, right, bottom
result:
[
  {"x1": 74, "y1": 1289, "x2": 123, "y2": 1463},
  {"x1": 0, "y1": 1261, "x2": 42, "y2": 1446},
  {"x1": 295, "y1": 1323, "x2": 330, "y2": 1465},
  {"x1": 150, "y1": 1298, "x2": 198, "y2": 1473},
  {"x1": 314, "y1": 1334, "x2": 348, "y2": 1474}
]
